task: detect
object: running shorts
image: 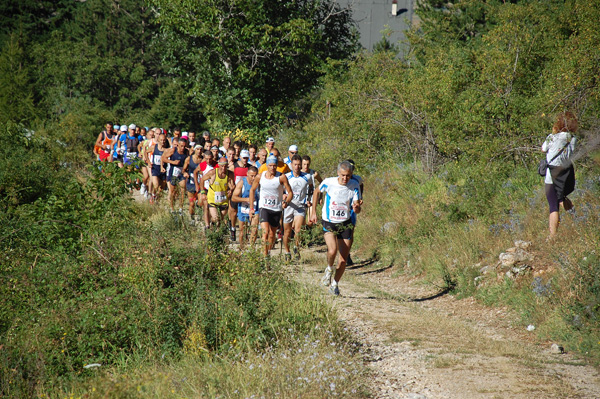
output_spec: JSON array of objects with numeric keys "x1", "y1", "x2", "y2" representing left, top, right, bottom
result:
[
  {"x1": 186, "y1": 182, "x2": 197, "y2": 193},
  {"x1": 168, "y1": 175, "x2": 185, "y2": 185},
  {"x1": 151, "y1": 165, "x2": 166, "y2": 180},
  {"x1": 322, "y1": 219, "x2": 354, "y2": 240},
  {"x1": 208, "y1": 203, "x2": 228, "y2": 211},
  {"x1": 260, "y1": 208, "x2": 282, "y2": 227},
  {"x1": 283, "y1": 203, "x2": 306, "y2": 224}
]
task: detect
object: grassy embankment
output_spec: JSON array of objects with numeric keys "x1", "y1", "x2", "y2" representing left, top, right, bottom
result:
[
  {"x1": 283, "y1": 121, "x2": 600, "y2": 365},
  {"x1": 0, "y1": 130, "x2": 367, "y2": 398}
]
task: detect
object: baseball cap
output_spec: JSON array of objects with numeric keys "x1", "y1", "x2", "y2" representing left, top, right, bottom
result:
[
  {"x1": 128, "y1": 123, "x2": 136, "y2": 130},
  {"x1": 210, "y1": 145, "x2": 219, "y2": 150},
  {"x1": 266, "y1": 137, "x2": 275, "y2": 143},
  {"x1": 266, "y1": 155, "x2": 278, "y2": 165},
  {"x1": 114, "y1": 125, "x2": 120, "y2": 130},
  {"x1": 181, "y1": 135, "x2": 189, "y2": 141},
  {"x1": 240, "y1": 149, "x2": 250, "y2": 158},
  {"x1": 218, "y1": 157, "x2": 228, "y2": 165},
  {"x1": 120, "y1": 125, "x2": 128, "y2": 132},
  {"x1": 289, "y1": 145, "x2": 298, "y2": 152}
]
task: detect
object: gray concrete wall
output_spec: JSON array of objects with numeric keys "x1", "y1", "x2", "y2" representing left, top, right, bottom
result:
[{"x1": 337, "y1": 0, "x2": 416, "y2": 54}]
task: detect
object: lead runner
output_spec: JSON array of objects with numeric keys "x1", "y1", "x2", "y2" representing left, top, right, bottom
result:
[{"x1": 310, "y1": 161, "x2": 362, "y2": 296}]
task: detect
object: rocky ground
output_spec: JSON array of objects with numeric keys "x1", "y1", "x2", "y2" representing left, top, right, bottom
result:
[{"x1": 293, "y1": 245, "x2": 600, "y2": 399}]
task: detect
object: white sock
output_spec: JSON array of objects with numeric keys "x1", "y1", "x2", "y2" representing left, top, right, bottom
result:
[
  {"x1": 325, "y1": 265, "x2": 333, "y2": 273},
  {"x1": 331, "y1": 280, "x2": 338, "y2": 287}
]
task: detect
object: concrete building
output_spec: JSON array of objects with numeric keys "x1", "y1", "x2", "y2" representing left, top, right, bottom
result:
[{"x1": 338, "y1": 0, "x2": 417, "y2": 55}]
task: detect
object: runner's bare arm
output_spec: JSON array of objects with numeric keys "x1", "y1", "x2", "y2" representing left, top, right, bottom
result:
[
  {"x1": 280, "y1": 175, "x2": 293, "y2": 208},
  {"x1": 199, "y1": 168, "x2": 215, "y2": 189},
  {"x1": 306, "y1": 183, "x2": 314, "y2": 207},
  {"x1": 310, "y1": 185, "x2": 321, "y2": 224},
  {"x1": 193, "y1": 165, "x2": 201, "y2": 192},
  {"x1": 182, "y1": 157, "x2": 191, "y2": 178},
  {"x1": 161, "y1": 148, "x2": 175, "y2": 164},
  {"x1": 231, "y1": 180, "x2": 247, "y2": 203},
  {"x1": 248, "y1": 174, "x2": 261, "y2": 216},
  {"x1": 95, "y1": 132, "x2": 103, "y2": 148},
  {"x1": 227, "y1": 171, "x2": 236, "y2": 197},
  {"x1": 313, "y1": 170, "x2": 323, "y2": 185}
]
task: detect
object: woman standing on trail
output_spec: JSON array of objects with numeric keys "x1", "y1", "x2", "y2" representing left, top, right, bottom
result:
[{"x1": 541, "y1": 111, "x2": 577, "y2": 238}]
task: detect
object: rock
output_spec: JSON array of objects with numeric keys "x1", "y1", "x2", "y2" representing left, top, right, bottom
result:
[
  {"x1": 551, "y1": 343, "x2": 564, "y2": 354},
  {"x1": 479, "y1": 265, "x2": 491, "y2": 275},
  {"x1": 474, "y1": 276, "x2": 484, "y2": 286},
  {"x1": 514, "y1": 240, "x2": 532, "y2": 250},
  {"x1": 527, "y1": 324, "x2": 535, "y2": 331},
  {"x1": 381, "y1": 222, "x2": 397, "y2": 233},
  {"x1": 499, "y1": 248, "x2": 533, "y2": 267},
  {"x1": 511, "y1": 264, "x2": 531, "y2": 276}
]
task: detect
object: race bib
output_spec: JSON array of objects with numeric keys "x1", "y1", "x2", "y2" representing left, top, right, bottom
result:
[
  {"x1": 172, "y1": 167, "x2": 182, "y2": 177},
  {"x1": 126, "y1": 151, "x2": 138, "y2": 159},
  {"x1": 262, "y1": 195, "x2": 280, "y2": 210},
  {"x1": 152, "y1": 155, "x2": 161, "y2": 165},
  {"x1": 240, "y1": 202, "x2": 250, "y2": 214},
  {"x1": 329, "y1": 204, "x2": 349, "y2": 221},
  {"x1": 214, "y1": 191, "x2": 227, "y2": 203},
  {"x1": 293, "y1": 191, "x2": 302, "y2": 203}
]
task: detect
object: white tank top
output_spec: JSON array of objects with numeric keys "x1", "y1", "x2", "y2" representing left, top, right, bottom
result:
[{"x1": 259, "y1": 171, "x2": 283, "y2": 211}]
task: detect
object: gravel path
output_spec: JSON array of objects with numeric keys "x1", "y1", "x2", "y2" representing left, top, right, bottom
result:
[{"x1": 295, "y1": 246, "x2": 600, "y2": 399}]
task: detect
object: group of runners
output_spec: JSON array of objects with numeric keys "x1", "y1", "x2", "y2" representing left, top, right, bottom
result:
[{"x1": 94, "y1": 122, "x2": 364, "y2": 296}]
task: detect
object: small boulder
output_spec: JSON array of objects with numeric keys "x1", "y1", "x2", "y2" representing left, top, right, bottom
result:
[
  {"x1": 514, "y1": 240, "x2": 532, "y2": 250},
  {"x1": 550, "y1": 343, "x2": 564, "y2": 354}
]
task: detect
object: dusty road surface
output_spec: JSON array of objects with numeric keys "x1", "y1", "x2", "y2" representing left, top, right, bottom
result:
[{"x1": 294, "y1": 246, "x2": 600, "y2": 399}]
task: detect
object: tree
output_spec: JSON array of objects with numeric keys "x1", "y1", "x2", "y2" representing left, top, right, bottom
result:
[
  {"x1": 0, "y1": 34, "x2": 37, "y2": 125},
  {"x1": 150, "y1": 0, "x2": 358, "y2": 133}
]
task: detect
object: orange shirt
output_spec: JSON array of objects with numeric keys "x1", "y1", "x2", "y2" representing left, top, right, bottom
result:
[{"x1": 258, "y1": 161, "x2": 290, "y2": 175}]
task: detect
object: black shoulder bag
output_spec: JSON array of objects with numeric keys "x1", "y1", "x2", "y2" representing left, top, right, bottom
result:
[{"x1": 538, "y1": 144, "x2": 568, "y2": 177}]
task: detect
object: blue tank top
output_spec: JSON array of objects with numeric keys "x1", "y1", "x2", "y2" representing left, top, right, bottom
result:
[
  {"x1": 238, "y1": 177, "x2": 259, "y2": 219},
  {"x1": 151, "y1": 145, "x2": 164, "y2": 167},
  {"x1": 168, "y1": 150, "x2": 188, "y2": 178},
  {"x1": 187, "y1": 156, "x2": 200, "y2": 186}
]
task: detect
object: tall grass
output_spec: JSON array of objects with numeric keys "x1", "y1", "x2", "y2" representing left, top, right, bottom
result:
[
  {"x1": 0, "y1": 153, "x2": 366, "y2": 398},
  {"x1": 348, "y1": 158, "x2": 600, "y2": 363}
]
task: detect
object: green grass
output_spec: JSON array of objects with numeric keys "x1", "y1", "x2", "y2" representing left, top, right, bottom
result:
[
  {"x1": 348, "y1": 160, "x2": 600, "y2": 365},
  {"x1": 0, "y1": 158, "x2": 367, "y2": 398}
]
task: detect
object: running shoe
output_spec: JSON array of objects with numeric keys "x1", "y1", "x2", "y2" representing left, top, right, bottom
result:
[
  {"x1": 230, "y1": 228, "x2": 236, "y2": 242},
  {"x1": 284, "y1": 253, "x2": 292, "y2": 262},
  {"x1": 329, "y1": 284, "x2": 340, "y2": 296},
  {"x1": 321, "y1": 267, "x2": 332, "y2": 286}
]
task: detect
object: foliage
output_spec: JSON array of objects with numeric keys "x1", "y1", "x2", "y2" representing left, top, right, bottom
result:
[
  {"x1": 290, "y1": 0, "x2": 600, "y2": 174},
  {"x1": 0, "y1": 34, "x2": 37, "y2": 125},
  {"x1": 0, "y1": 129, "x2": 347, "y2": 396},
  {"x1": 151, "y1": 0, "x2": 359, "y2": 133}
]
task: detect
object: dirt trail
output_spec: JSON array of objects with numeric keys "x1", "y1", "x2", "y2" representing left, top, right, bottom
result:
[{"x1": 294, "y1": 246, "x2": 600, "y2": 399}]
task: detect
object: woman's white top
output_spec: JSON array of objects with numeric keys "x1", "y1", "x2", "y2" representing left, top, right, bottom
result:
[{"x1": 541, "y1": 131, "x2": 576, "y2": 184}]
